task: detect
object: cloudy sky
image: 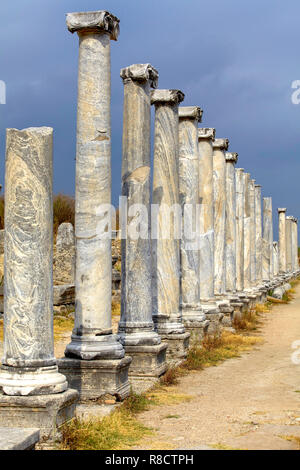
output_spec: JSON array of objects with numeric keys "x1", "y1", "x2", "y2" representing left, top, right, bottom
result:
[{"x1": 0, "y1": 0, "x2": 299, "y2": 238}]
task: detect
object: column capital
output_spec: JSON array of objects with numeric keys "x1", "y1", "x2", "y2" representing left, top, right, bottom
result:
[
  {"x1": 287, "y1": 216, "x2": 298, "y2": 223},
  {"x1": 198, "y1": 127, "x2": 215, "y2": 140},
  {"x1": 225, "y1": 152, "x2": 238, "y2": 163},
  {"x1": 179, "y1": 106, "x2": 202, "y2": 122},
  {"x1": 66, "y1": 10, "x2": 120, "y2": 40},
  {"x1": 236, "y1": 167, "x2": 244, "y2": 172},
  {"x1": 255, "y1": 184, "x2": 261, "y2": 188},
  {"x1": 213, "y1": 138, "x2": 229, "y2": 150},
  {"x1": 151, "y1": 89, "x2": 184, "y2": 105},
  {"x1": 278, "y1": 208, "x2": 287, "y2": 214},
  {"x1": 120, "y1": 63, "x2": 158, "y2": 88}
]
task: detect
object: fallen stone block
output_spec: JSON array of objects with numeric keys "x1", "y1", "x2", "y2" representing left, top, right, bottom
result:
[{"x1": 0, "y1": 427, "x2": 40, "y2": 450}]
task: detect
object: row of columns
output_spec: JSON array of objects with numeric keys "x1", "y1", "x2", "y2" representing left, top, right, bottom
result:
[{"x1": 0, "y1": 9, "x2": 298, "y2": 437}]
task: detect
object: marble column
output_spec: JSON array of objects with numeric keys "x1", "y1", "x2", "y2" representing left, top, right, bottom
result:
[
  {"x1": 151, "y1": 89, "x2": 190, "y2": 365},
  {"x1": 286, "y1": 216, "x2": 293, "y2": 273},
  {"x1": 243, "y1": 173, "x2": 252, "y2": 290},
  {"x1": 59, "y1": 11, "x2": 131, "y2": 400},
  {"x1": 273, "y1": 242, "x2": 279, "y2": 276},
  {"x1": 198, "y1": 128, "x2": 222, "y2": 332},
  {"x1": 0, "y1": 127, "x2": 77, "y2": 436},
  {"x1": 278, "y1": 208, "x2": 287, "y2": 274},
  {"x1": 117, "y1": 64, "x2": 167, "y2": 391},
  {"x1": 225, "y1": 152, "x2": 238, "y2": 293},
  {"x1": 236, "y1": 168, "x2": 245, "y2": 293},
  {"x1": 249, "y1": 179, "x2": 256, "y2": 287},
  {"x1": 178, "y1": 106, "x2": 208, "y2": 339},
  {"x1": 213, "y1": 138, "x2": 229, "y2": 296},
  {"x1": 254, "y1": 184, "x2": 263, "y2": 285},
  {"x1": 262, "y1": 197, "x2": 273, "y2": 283},
  {"x1": 291, "y1": 217, "x2": 299, "y2": 273}
]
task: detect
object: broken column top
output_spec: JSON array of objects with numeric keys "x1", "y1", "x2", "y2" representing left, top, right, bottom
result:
[
  {"x1": 66, "y1": 10, "x2": 120, "y2": 40},
  {"x1": 213, "y1": 138, "x2": 229, "y2": 150},
  {"x1": 225, "y1": 152, "x2": 238, "y2": 163},
  {"x1": 198, "y1": 127, "x2": 215, "y2": 140},
  {"x1": 236, "y1": 167, "x2": 244, "y2": 172},
  {"x1": 287, "y1": 215, "x2": 298, "y2": 223},
  {"x1": 273, "y1": 241, "x2": 278, "y2": 246},
  {"x1": 120, "y1": 64, "x2": 158, "y2": 88},
  {"x1": 179, "y1": 106, "x2": 203, "y2": 122},
  {"x1": 255, "y1": 184, "x2": 262, "y2": 188},
  {"x1": 151, "y1": 89, "x2": 185, "y2": 105},
  {"x1": 278, "y1": 208, "x2": 287, "y2": 213}
]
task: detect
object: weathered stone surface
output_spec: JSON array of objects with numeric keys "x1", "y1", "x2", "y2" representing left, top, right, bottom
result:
[
  {"x1": 159, "y1": 333, "x2": 190, "y2": 367},
  {"x1": 286, "y1": 217, "x2": 293, "y2": 272},
  {"x1": 273, "y1": 242, "x2": 279, "y2": 276},
  {"x1": 243, "y1": 173, "x2": 251, "y2": 289},
  {"x1": 53, "y1": 284, "x2": 75, "y2": 306},
  {"x1": 278, "y1": 208, "x2": 287, "y2": 273},
  {"x1": 178, "y1": 106, "x2": 206, "y2": 329},
  {"x1": 213, "y1": 138, "x2": 229, "y2": 296},
  {"x1": 118, "y1": 64, "x2": 160, "y2": 348},
  {"x1": 65, "y1": 11, "x2": 125, "y2": 364},
  {"x1": 152, "y1": 89, "x2": 186, "y2": 337},
  {"x1": 292, "y1": 218, "x2": 299, "y2": 271},
  {"x1": 225, "y1": 152, "x2": 238, "y2": 293},
  {"x1": 263, "y1": 197, "x2": 273, "y2": 280},
  {"x1": 249, "y1": 180, "x2": 256, "y2": 286},
  {"x1": 0, "y1": 428, "x2": 40, "y2": 450},
  {"x1": 255, "y1": 185, "x2": 263, "y2": 284},
  {"x1": 236, "y1": 169, "x2": 244, "y2": 292},
  {"x1": 0, "y1": 127, "x2": 67, "y2": 396},
  {"x1": 54, "y1": 223, "x2": 75, "y2": 284},
  {"x1": 0, "y1": 389, "x2": 78, "y2": 439},
  {"x1": 198, "y1": 129, "x2": 216, "y2": 302},
  {"x1": 57, "y1": 357, "x2": 131, "y2": 401},
  {"x1": 66, "y1": 10, "x2": 120, "y2": 40}
]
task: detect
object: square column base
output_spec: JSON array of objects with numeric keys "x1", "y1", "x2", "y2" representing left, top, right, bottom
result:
[
  {"x1": 159, "y1": 332, "x2": 190, "y2": 367},
  {"x1": 124, "y1": 343, "x2": 168, "y2": 393},
  {"x1": 184, "y1": 320, "x2": 209, "y2": 344},
  {"x1": 57, "y1": 356, "x2": 132, "y2": 401},
  {"x1": 0, "y1": 389, "x2": 78, "y2": 439}
]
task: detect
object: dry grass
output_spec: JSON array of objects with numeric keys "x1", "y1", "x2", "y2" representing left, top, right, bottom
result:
[
  {"x1": 53, "y1": 193, "x2": 75, "y2": 237},
  {"x1": 61, "y1": 410, "x2": 152, "y2": 450},
  {"x1": 112, "y1": 300, "x2": 121, "y2": 317},
  {"x1": 278, "y1": 435, "x2": 300, "y2": 449},
  {"x1": 53, "y1": 316, "x2": 74, "y2": 342},
  {"x1": 0, "y1": 196, "x2": 4, "y2": 230},
  {"x1": 0, "y1": 318, "x2": 3, "y2": 341},
  {"x1": 233, "y1": 308, "x2": 261, "y2": 331}
]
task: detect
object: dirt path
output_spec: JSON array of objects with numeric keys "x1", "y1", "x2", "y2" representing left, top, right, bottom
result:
[{"x1": 135, "y1": 285, "x2": 300, "y2": 450}]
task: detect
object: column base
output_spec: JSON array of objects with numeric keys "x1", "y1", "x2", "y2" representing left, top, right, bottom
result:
[
  {"x1": 0, "y1": 389, "x2": 78, "y2": 439},
  {"x1": 0, "y1": 365, "x2": 68, "y2": 397},
  {"x1": 57, "y1": 356, "x2": 132, "y2": 401},
  {"x1": 153, "y1": 314, "x2": 185, "y2": 335},
  {"x1": 124, "y1": 343, "x2": 168, "y2": 393},
  {"x1": 65, "y1": 333, "x2": 125, "y2": 361},
  {"x1": 200, "y1": 300, "x2": 223, "y2": 335},
  {"x1": 159, "y1": 332, "x2": 190, "y2": 367}
]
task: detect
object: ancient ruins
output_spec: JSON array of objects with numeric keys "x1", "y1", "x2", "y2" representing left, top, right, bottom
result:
[{"x1": 0, "y1": 9, "x2": 299, "y2": 445}]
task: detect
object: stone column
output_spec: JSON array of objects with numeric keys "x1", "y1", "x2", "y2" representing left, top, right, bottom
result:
[
  {"x1": 178, "y1": 107, "x2": 208, "y2": 340},
  {"x1": 213, "y1": 138, "x2": 229, "y2": 296},
  {"x1": 278, "y1": 208, "x2": 287, "y2": 274},
  {"x1": 236, "y1": 168, "x2": 245, "y2": 293},
  {"x1": 197, "y1": 128, "x2": 222, "y2": 333},
  {"x1": 243, "y1": 173, "x2": 252, "y2": 290},
  {"x1": 0, "y1": 127, "x2": 77, "y2": 437},
  {"x1": 249, "y1": 179, "x2": 256, "y2": 287},
  {"x1": 117, "y1": 64, "x2": 167, "y2": 392},
  {"x1": 273, "y1": 242, "x2": 279, "y2": 276},
  {"x1": 293, "y1": 218, "x2": 299, "y2": 272},
  {"x1": 151, "y1": 89, "x2": 190, "y2": 365},
  {"x1": 225, "y1": 152, "x2": 238, "y2": 293},
  {"x1": 254, "y1": 185, "x2": 263, "y2": 285},
  {"x1": 286, "y1": 216, "x2": 293, "y2": 273},
  {"x1": 262, "y1": 197, "x2": 273, "y2": 283},
  {"x1": 58, "y1": 11, "x2": 131, "y2": 401}
]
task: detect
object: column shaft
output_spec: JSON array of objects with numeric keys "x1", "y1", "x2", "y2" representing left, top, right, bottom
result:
[
  {"x1": 249, "y1": 180, "x2": 256, "y2": 286},
  {"x1": 286, "y1": 216, "x2": 293, "y2": 272},
  {"x1": 236, "y1": 168, "x2": 245, "y2": 292},
  {"x1": 262, "y1": 197, "x2": 273, "y2": 281},
  {"x1": 255, "y1": 185, "x2": 262, "y2": 284},
  {"x1": 151, "y1": 89, "x2": 185, "y2": 335},
  {"x1": 225, "y1": 152, "x2": 238, "y2": 293},
  {"x1": 119, "y1": 64, "x2": 159, "y2": 345},
  {"x1": 278, "y1": 208, "x2": 287, "y2": 273},
  {"x1": 0, "y1": 127, "x2": 67, "y2": 396},
  {"x1": 198, "y1": 128, "x2": 216, "y2": 301},
  {"x1": 243, "y1": 173, "x2": 251, "y2": 289},
  {"x1": 213, "y1": 138, "x2": 229, "y2": 296}
]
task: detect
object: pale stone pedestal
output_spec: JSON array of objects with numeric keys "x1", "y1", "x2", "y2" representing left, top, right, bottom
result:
[
  {"x1": 57, "y1": 357, "x2": 131, "y2": 401},
  {"x1": 159, "y1": 333, "x2": 190, "y2": 367},
  {"x1": 125, "y1": 343, "x2": 168, "y2": 393},
  {"x1": 0, "y1": 389, "x2": 78, "y2": 439}
]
